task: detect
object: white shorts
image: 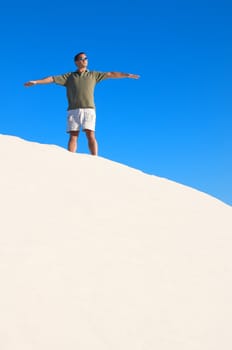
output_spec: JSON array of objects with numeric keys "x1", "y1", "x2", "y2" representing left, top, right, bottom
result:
[{"x1": 67, "y1": 108, "x2": 96, "y2": 133}]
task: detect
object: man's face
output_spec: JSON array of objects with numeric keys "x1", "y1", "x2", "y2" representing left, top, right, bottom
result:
[{"x1": 75, "y1": 53, "x2": 88, "y2": 69}]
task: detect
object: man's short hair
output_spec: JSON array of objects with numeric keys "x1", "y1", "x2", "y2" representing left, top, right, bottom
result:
[{"x1": 74, "y1": 52, "x2": 86, "y2": 62}]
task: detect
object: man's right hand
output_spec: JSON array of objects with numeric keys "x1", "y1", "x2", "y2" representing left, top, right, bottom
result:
[
  {"x1": 24, "y1": 77, "x2": 54, "y2": 87},
  {"x1": 24, "y1": 81, "x2": 37, "y2": 87}
]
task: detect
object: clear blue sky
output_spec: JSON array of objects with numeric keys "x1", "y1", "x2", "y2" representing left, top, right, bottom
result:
[{"x1": 1, "y1": 0, "x2": 231, "y2": 205}]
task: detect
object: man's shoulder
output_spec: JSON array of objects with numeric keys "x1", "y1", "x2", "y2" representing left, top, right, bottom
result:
[
  {"x1": 88, "y1": 71, "x2": 108, "y2": 81},
  {"x1": 70, "y1": 70, "x2": 97, "y2": 77},
  {"x1": 53, "y1": 72, "x2": 72, "y2": 79},
  {"x1": 89, "y1": 70, "x2": 106, "y2": 74}
]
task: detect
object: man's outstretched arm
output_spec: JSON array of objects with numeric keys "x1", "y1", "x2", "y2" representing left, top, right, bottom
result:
[
  {"x1": 24, "y1": 76, "x2": 54, "y2": 87},
  {"x1": 105, "y1": 72, "x2": 140, "y2": 79}
]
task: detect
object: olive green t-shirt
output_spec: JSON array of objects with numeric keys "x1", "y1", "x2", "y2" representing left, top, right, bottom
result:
[{"x1": 53, "y1": 70, "x2": 108, "y2": 110}]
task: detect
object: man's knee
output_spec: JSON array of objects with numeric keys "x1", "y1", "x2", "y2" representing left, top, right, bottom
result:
[
  {"x1": 69, "y1": 131, "x2": 79, "y2": 139},
  {"x1": 85, "y1": 130, "x2": 95, "y2": 140}
]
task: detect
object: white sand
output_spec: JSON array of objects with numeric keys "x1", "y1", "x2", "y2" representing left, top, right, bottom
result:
[{"x1": 0, "y1": 134, "x2": 232, "y2": 349}]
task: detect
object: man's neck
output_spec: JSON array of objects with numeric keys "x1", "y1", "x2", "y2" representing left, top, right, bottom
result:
[{"x1": 77, "y1": 68, "x2": 87, "y2": 73}]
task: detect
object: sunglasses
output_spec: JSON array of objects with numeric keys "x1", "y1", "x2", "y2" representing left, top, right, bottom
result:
[{"x1": 78, "y1": 57, "x2": 88, "y2": 61}]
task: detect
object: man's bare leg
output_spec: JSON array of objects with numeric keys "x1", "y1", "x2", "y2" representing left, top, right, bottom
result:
[
  {"x1": 68, "y1": 131, "x2": 79, "y2": 152},
  {"x1": 85, "y1": 129, "x2": 98, "y2": 155}
]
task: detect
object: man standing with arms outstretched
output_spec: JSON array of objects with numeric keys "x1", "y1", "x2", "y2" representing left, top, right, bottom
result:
[{"x1": 24, "y1": 52, "x2": 140, "y2": 155}]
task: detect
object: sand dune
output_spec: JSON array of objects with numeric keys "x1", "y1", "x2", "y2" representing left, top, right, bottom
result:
[{"x1": 0, "y1": 134, "x2": 232, "y2": 349}]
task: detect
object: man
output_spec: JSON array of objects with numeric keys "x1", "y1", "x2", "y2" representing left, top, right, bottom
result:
[{"x1": 24, "y1": 52, "x2": 140, "y2": 155}]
